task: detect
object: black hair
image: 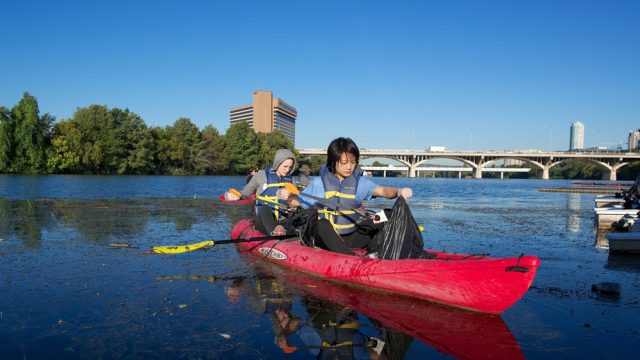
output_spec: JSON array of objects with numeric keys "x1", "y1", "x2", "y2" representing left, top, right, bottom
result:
[{"x1": 326, "y1": 137, "x2": 360, "y2": 173}]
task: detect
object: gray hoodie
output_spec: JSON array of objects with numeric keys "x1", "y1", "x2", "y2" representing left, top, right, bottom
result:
[{"x1": 241, "y1": 149, "x2": 296, "y2": 198}]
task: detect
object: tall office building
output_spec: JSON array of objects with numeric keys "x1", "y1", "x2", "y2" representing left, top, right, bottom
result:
[
  {"x1": 569, "y1": 121, "x2": 585, "y2": 151},
  {"x1": 229, "y1": 90, "x2": 297, "y2": 145},
  {"x1": 629, "y1": 129, "x2": 640, "y2": 151}
]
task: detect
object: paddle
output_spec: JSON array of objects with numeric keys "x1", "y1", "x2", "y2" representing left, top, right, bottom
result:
[
  {"x1": 284, "y1": 183, "x2": 425, "y2": 232},
  {"x1": 283, "y1": 183, "x2": 376, "y2": 218},
  {"x1": 147, "y1": 234, "x2": 294, "y2": 254}
]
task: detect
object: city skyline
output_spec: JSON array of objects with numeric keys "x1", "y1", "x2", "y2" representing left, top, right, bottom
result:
[{"x1": 1, "y1": 1, "x2": 638, "y2": 151}]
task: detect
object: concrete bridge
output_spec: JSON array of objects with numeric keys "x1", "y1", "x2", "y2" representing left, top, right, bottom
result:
[
  {"x1": 361, "y1": 166, "x2": 531, "y2": 179},
  {"x1": 297, "y1": 149, "x2": 640, "y2": 180}
]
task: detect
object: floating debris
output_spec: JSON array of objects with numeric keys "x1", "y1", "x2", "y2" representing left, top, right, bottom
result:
[
  {"x1": 219, "y1": 333, "x2": 231, "y2": 339},
  {"x1": 591, "y1": 282, "x2": 621, "y2": 296},
  {"x1": 109, "y1": 242, "x2": 133, "y2": 248}
]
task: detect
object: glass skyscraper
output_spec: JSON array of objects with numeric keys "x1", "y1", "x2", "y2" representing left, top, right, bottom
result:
[
  {"x1": 569, "y1": 121, "x2": 585, "y2": 151},
  {"x1": 628, "y1": 129, "x2": 640, "y2": 151}
]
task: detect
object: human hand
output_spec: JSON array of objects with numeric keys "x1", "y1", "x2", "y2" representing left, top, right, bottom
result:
[
  {"x1": 277, "y1": 188, "x2": 291, "y2": 200},
  {"x1": 225, "y1": 191, "x2": 240, "y2": 201},
  {"x1": 396, "y1": 188, "x2": 412, "y2": 199}
]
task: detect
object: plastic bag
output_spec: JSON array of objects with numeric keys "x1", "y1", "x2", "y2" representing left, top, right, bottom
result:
[{"x1": 373, "y1": 197, "x2": 424, "y2": 260}]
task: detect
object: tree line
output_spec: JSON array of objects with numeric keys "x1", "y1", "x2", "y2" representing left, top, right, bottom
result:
[
  {"x1": 0, "y1": 92, "x2": 305, "y2": 175},
  {"x1": 2, "y1": 92, "x2": 637, "y2": 179}
]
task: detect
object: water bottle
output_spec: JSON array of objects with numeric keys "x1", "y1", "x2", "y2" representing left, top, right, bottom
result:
[{"x1": 591, "y1": 282, "x2": 621, "y2": 296}]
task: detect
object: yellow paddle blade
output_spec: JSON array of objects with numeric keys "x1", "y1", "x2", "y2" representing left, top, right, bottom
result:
[
  {"x1": 229, "y1": 188, "x2": 242, "y2": 197},
  {"x1": 151, "y1": 240, "x2": 215, "y2": 254},
  {"x1": 419, "y1": 225, "x2": 425, "y2": 232},
  {"x1": 284, "y1": 182, "x2": 300, "y2": 195}
]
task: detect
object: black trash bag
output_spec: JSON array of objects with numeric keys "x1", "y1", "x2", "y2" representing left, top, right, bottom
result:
[{"x1": 372, "y1": 197, "x2": 424, "y2": 260}]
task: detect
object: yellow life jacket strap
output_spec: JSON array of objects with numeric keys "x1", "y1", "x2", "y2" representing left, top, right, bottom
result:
[
  {"x1": 321, "y1": 340, "x2": 354, "y2": 349},
  {"x1": 325, "y1": 191, "x2": 356, "y2": 200},
  {"x1": 256, "y1": 182, "x2": 289, "y2": 222},
  {"x1": 317, "y1": 208, "x2": 357, "y2": 230},
  {"x1": 327, "y1": 320, "x2": 360, "y2": 329}
]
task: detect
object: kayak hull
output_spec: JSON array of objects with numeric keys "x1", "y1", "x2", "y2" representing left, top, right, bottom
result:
[{"x1": 231, "y1": 218, "x2": 539, "y2": 314}]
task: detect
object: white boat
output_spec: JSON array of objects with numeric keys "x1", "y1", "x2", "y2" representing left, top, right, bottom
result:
[
  {"x1": 595, "y1": 195, "x2": 626, "y2": 208},
  {"x1": 594, "y1": 204, "x2": 629, "y2": 212},
  {"x1": 611, "y1": 213, "x2": 639, "y2": 230},
  {"x1": 606, "y1": 232, "x2": 640, "y2": 253},
  {"x1": 595, "y1": 176, "x2": 639, "y2": 208},
  {"x1": 595, "y1": 208, "x2": 640, "y2": 229}
]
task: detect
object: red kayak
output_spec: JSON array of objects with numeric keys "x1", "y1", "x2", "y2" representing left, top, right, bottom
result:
[
  {"x1": 231, "y1": 218, "x2": 540, "y2": 314},
  {"x1": 251, "y1": 260, "x2": 524, "y2": 359},
  {"x1": 219, "y1": 193, "x2": 255, "y2": 204}
]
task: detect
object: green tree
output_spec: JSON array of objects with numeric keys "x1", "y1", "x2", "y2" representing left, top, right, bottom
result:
[
  {"x1": 47, "y1": 120, "x2": 82, "y2": 173},
  {"x1": 305, "y1": 155, "x2": 326, "y2": 174},
  {"x1": 11, "y1": 92, "x2": 52, "y2": 173},
  {"x1": 112, "y1": 108, "x2": 154, "y2": 174},
  {"x1": 549, "y1": 160, "x2": 602, "y2": 179},
  {"x1": 0, "y1": 106, "x2": 14, "y2": 172},
  {"x1": 224, "y1": 122, "x2": 260, "y2": 175},
  {"x1": 618, "y1": 161, "x2": 640, "y2": 180},
  {"x1": 70, "y1": 105, "x2": 119, "y2": 173},
  {"x1": 155, "y1": 118, "x2": 201, "y2": 175},
  {"x1": 195, "y1": 125, "x2": 228, "y2": 174},
  {"x1": 257, "y1": 131, "x2": 298, "y2": 169}
]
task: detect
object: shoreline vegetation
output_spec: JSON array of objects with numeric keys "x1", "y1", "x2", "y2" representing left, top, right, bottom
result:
[{"x1": 1, "y1": 92, "x2": 638, "y2": 179}]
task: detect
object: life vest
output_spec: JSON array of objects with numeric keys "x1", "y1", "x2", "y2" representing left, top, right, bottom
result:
[
  {"x1": 255, "y1": 166, "x2": 292, "y2": 222},
  {"x1": 314, "y1": 310, "x2": 363, "y2": 360},
  {"x1": 317, "y1": 165, "x2": 363, "y2": 235}
]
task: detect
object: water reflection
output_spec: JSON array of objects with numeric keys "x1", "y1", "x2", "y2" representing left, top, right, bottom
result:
[
  {"x1": 595, "y1": 230, "x2": 610, "y2": 250},
  {"x1": 0, "y1": 198, "x2": 253, "y2": 247},
  {"x1": 566, "y1": 193, "x2": 581, "y2": 233},
  {"x1": 0, "y1": 197, "x2": 528, "y2": 359},
  {"x1": 606, "y1": 252, "x2": 640, "y2": 273},
  {"x1": 244, "y1": 260, "x2": 524, "y2": 360}
]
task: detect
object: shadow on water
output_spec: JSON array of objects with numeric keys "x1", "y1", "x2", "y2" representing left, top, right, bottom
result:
[{"x1": 606, "y1": 252, "x2": 640, "y2": 273}]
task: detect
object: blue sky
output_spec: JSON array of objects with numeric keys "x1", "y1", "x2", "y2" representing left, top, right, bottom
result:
[{"x1": 1, "y1": 0, "x2": 638, "y2": 151}]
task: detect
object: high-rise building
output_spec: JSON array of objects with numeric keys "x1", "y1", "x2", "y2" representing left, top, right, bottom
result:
[
  {"x1": 569, "y1": 121, "x2": 585, "y2": 151},
  {"x1": 229, "y1": 90, "x2": 297, "y2": 145},
  {"x1": 629, "y1": 129, "x2": 640, "y2": 151}
]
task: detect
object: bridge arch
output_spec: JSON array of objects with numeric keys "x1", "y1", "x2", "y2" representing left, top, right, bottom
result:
[
  {"x1": 414, "y1": 157, "x2": 479, "y2": 177},
  {"x1": 546, "y1": 158, "x2": 629, "y2": 181}
]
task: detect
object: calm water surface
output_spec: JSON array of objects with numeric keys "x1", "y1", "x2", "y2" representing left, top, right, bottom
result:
[{"x1": 0, "y1": 175, "x2": 638, "y2": 359}]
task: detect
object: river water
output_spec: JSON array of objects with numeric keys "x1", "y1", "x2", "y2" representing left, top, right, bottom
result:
[{"x1": 0, "y1": 175, "x2": 638, "y2": 359}]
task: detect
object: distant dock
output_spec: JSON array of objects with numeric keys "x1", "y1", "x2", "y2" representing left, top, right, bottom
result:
[{"x1": 539, "y1": 182, "x2": 629, "y2": 194}]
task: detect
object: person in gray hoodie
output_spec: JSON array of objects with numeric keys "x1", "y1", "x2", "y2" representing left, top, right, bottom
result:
[{"x1": 240, "y1": 149, "x2": 297, "y2": 236}]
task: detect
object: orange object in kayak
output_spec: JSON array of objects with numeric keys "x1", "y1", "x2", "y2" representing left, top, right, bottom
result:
[
  {"x1": 219, "y1": 192, "x2": 255, "y2": 204},
  {"x1": 230, "y1": 218, "x2": 540, "y2": 314}
]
